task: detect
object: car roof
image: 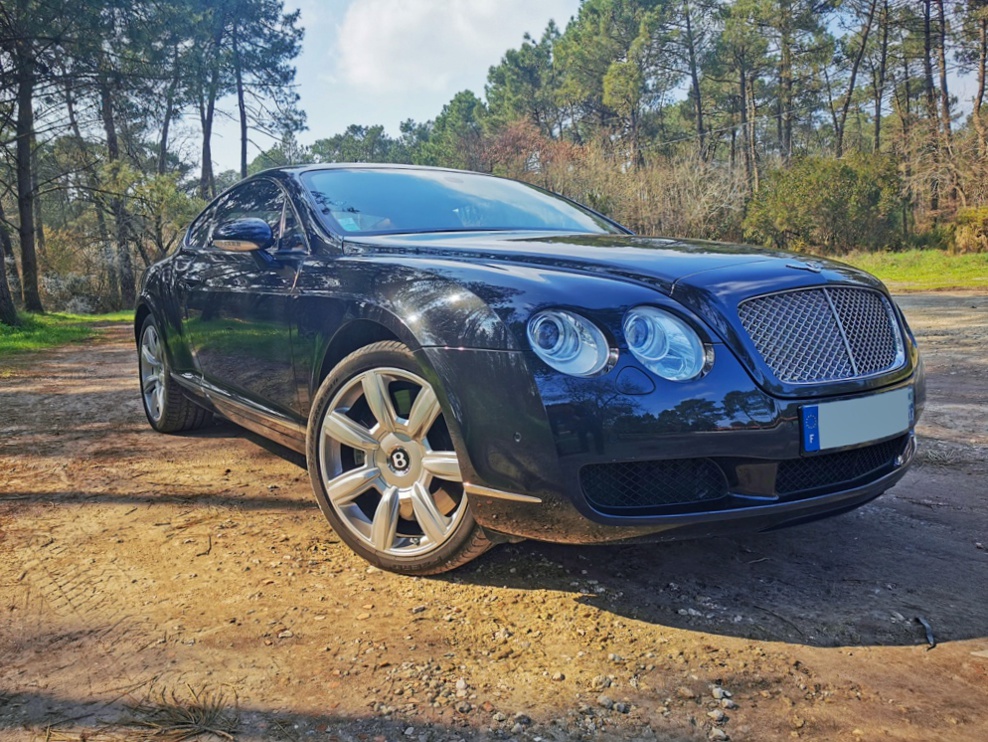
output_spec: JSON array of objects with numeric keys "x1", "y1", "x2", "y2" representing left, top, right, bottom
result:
[{"x1": 259, "y1": 163, "x2": 493, "y2": 179}]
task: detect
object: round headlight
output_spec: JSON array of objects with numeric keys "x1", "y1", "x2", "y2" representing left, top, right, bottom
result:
[
  {"x1": 527, "y1": 310, "x2": 612, "y2": 377},
  {"x1": 623, "y1": 306, "x2": 706, "y2": 381}
]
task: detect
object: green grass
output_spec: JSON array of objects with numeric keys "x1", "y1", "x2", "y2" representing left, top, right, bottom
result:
[
  {"x1": 841, "y1": 249, "x2": 988, "y2": 292},
  {"x1": 0, "y1": 310, "x2": 133, "y2": 359}
]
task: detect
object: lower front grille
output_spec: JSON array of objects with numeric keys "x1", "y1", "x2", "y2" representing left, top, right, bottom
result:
[
  {"x1": 581, "y1": 458, "x2": 728, "y2": 514},
  {"x1": 776, "y1": 435, "x2": 908, "y2": 496}
]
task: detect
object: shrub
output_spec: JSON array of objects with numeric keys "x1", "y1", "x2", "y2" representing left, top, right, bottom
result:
[
  {"x1": 743, "y1": 154, "x2": 903, "y2": 255},
  {"x1": 951, "y1": 206, "x2": 988, "y2": 254}
]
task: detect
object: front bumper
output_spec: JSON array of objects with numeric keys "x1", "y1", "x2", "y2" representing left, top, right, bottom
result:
[{"x1": 420, "y1": 346, "x2": 923, "y2": 545}]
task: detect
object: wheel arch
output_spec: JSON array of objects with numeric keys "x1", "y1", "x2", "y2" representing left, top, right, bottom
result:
[
  {"x1": 134, "y1": 303, "x2": 152, "y2": 346},
  {"x1": 316, "y1": 318, "x2": 403, "y2": 387}
]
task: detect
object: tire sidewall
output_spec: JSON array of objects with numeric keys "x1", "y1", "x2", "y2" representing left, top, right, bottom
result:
[{"x1": 138, "y1": 316, "x2": 169, "y2": 432}]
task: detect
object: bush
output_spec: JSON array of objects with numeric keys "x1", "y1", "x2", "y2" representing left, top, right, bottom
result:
[
  {"x1": 743, "y1": 154, "x2": 903, "y2": 254},
  {"x1": 951, "y1": 206, "x2": 988, "y2": 253}
]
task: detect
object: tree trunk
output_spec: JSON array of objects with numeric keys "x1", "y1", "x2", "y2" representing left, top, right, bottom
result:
[
  {"x1": 923, "y1": 0, "x2": 940, "y2": 214},
  {"x1": 975, "y1": 15, "x2": 988, "y2": 158},
  {"x1": 0, "y1": 201, "x2": 19, "y2": 326},
  {"x1": 234, "y1": 25, "x2": 249, "y2": 179},
  {"x1": 15, "y1": 32, "x2": 44, "y2": 313},
  {"x1": 747, "y1": 74, "x2": 760, "y2": 191},
  {"x1": 0, "y1": 247, "x2": 17, "y2": 326},
  {"x1": 873, "y1": 0, "x2": 890, "y2": 153},
  {"x1": 66, "y1": 80, "x2": 118, "y2": 307},
  {"x1": 835, "y1": 0, "x2": 878, "y2": 158},
  {"x1": 199, "y1": 15, "x2": 226, "y2": 199},
  {"x1": 0, "y1": 201, "x2": 22, "y2": 305},
  {"x1": 157, "y1": 45, "x2": 181, "y2": 175},
  {"x1": 934, "y1": 0, "x2": 952, "y2": 148},
  {"x1": 933, "y1": 0, "x2": 957, "y2": 210},
  {"x1": 683, "y1": 1, "x2": 706, "y2": 159},
  {"x1": 779, "y1": 1, "x2": 794, "y2": 165},
  {"x1": 100, "y1": 80, "x2": 136, "y2": 309},
  {"x1": 31, "y1": 148, "x2": 46, "y2": 258}
]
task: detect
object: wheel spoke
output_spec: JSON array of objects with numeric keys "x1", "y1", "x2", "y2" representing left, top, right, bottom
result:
[
  {"x1": 405, "y1": 385, "x2": 440, "y2": 439},
  {"x1": 362, "y1": 372, "x2": 397, "y2": 434},
  {"x1": 142, "y1": 374, "x2": 158, "y2": 393},
  {"x1": 141, "y1": 345, "x2": 159, "y2": 368},
  {"x1": 325, "y1": 466, "x2": 382, "y2": 506},
  {"x1": 371, "y1": 486, "x2": 400, "y2": 551},
  {"x1": 422, "y1": 451, "x2": 462, "y2": 482},
  {"x1": 323, "y1": 411, "x2": 379, "y2": 450},
  {"x1": 410, "y1": 482, "x2": 449, "y2": 545}
]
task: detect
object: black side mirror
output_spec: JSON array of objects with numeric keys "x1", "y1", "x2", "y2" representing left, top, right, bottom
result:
[{"x1": 212, "y1": 218, "x2": 274, "y2": 252}]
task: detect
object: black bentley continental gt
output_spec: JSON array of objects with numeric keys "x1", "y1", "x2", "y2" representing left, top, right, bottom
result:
[{"x1": 135, "y1": 164, "x2": 924, "y2": 574}]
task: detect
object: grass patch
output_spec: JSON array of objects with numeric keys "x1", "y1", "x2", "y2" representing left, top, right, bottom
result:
[
  {"x1": 0, "y1": 310, "x2": 133, "y2": 358},
  {"x1": 840, "y1": 249, "x2": 988, "y2": 292}
]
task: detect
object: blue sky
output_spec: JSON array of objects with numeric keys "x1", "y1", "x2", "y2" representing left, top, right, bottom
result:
[{"x1": 209, "y1": 0, "x2": 582, "y2": 172}]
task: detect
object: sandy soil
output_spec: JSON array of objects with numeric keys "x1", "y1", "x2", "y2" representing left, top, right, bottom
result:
[{"x1": 1, "y1": 292, "x2": 986, "y2": 742}]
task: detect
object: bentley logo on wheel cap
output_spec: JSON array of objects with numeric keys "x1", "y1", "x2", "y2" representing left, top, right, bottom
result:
[{"x1": 388, "y1": 448, "x2": 411, "y2": 474}]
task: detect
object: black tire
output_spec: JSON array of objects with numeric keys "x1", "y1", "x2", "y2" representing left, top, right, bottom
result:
[
  {"x1": 306, "y1": 341, "x2": 492, "y2": 575},
  {"x1": 138, "y1": 316, "x2": 212, "y2": 433}
]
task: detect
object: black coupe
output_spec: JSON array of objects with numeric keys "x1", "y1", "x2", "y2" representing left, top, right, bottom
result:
[{"x1": 136, "y1": 164, "x2": 924, "y2": 574}]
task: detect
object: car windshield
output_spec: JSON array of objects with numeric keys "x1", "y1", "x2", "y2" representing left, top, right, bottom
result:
[{"x1": 301, "y1": 168, "x2": 624, "y2": 236}]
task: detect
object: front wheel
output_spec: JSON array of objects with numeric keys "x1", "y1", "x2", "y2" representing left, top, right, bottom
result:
[
  {"x1": 306, "y1": 341, "x2": 492, "y2": 574},
  {"x1": 138, "y1": 316, "x2": 212, "y2": 433}
]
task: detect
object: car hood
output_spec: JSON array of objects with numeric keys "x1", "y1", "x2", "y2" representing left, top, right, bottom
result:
[{"x1": 346, "y1": 230, "x2": 885, "y2": 317}]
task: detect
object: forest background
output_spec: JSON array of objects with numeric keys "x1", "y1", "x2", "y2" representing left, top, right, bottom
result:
[{"x1": 2, "y1": 0, "x2": 987, "y2": 328}]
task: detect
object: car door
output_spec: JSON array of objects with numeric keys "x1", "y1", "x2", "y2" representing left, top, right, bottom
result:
[{"x1": 180, "y1": 178, "x2": 304, "y2": 419}]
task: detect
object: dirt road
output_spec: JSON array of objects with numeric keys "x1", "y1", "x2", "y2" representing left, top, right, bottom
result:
[{"x1": 1, "y1": 293, "x2": 986, "y2": 742}]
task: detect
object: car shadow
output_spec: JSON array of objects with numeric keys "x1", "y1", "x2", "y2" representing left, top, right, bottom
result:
[
  {"x1": 140, "y1": 422, "x2": 988, "y2": 649},
  {"x1": 447, "y1": 472, "x2": 987, "y2": 649}
]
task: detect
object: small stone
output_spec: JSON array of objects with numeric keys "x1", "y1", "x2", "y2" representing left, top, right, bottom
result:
[
  {"x1": 455, "y1": 701, "x2": 472, "y2": 714},
  {"x1": 513, "y1": 713, "x2": 531, "y2": 725},
  {"x1": 708, "y1": 709, "x2": 726, "y2": 722},
  {"x1": 590, "y1": 675, "x2": 612, "y2": 690},
  {"x1": 721, "y1": 699, "x2": 738, "y2": 710},
  {"x1": 677, "y1": 686, "x2": 697, "y2": 700},
  {"x1": 277, "y1": 630, "x2": 293, "y2": 639},
  {"x1": 411, "y1": 605, "x2": 426, "y2": 614},
  {"x1": 551, "y1": 672, "x2": 565, "y2": 681},
  {"x1": 511, "y1": 723, "x2": 524, "y2": 734},
  {"x1": 614, "y1": 702, "x2": 630, "y2": 714},
  {"x1": 597, "y1": 695, "x2": 614, "y2": 710},
  {"x1": 709, "y1": 729, "x2": 729, "y2": 741},
  {"x1": 492, "y1": 712, "x2": 507, "y2": 722},
  {"x1": 456, "y1": 678, "x2": 468, "y2": 691},
  {"x1": 404, "y1": 728, "x2": 415, "y2": 737},
  {"x1": 356, "y1": 613, "x2": 371, "y2": 621},
  {"x1": 712, "y1": 687, "x2": 731, "y2": 700}
]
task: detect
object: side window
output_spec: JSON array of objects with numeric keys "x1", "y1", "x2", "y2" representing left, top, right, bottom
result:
[
  {"x1": 211, "y1": 179, "x2": 285, "y2": 253},
  {"x1": 279, "y1": 203, "x2": 307, "y2": 252},
  {"x1": 186, "y1": 204, "x2": 218, "y2": 250}
]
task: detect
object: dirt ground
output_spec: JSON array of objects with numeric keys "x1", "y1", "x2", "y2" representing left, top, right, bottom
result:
[{"x1": 1, "y1": 292, "x2": 986, "y2": 742}]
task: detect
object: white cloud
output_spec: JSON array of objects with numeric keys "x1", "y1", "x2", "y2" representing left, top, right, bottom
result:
[{"x1": 336, "y1": 0, "x2": 576, "y2": 95}]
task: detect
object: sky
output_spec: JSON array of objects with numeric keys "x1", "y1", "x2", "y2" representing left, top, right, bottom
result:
[{"x1": 209, "y1": 0, "x2": 583, "y2": 173}]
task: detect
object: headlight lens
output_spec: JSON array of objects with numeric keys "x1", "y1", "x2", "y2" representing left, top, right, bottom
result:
[
  {"x1": 527, "y1": 310, "x2": 611, "y2": 377},
  {"x1": 623, "y1": 306, "x2": 706, "y2": 381}
]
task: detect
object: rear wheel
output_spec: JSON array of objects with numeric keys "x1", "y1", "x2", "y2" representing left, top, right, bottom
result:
[
  {"x1": 306, "y1": 341, "x2": 492, "y2": 574},
  {"x1": 138, "y1": 316, "x2": 212, "y2": 433}
]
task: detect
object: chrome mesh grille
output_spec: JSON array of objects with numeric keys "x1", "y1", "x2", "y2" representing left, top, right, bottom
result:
[{"x1": 738, "y1": 288, "x2": 903, "y2": 384}]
